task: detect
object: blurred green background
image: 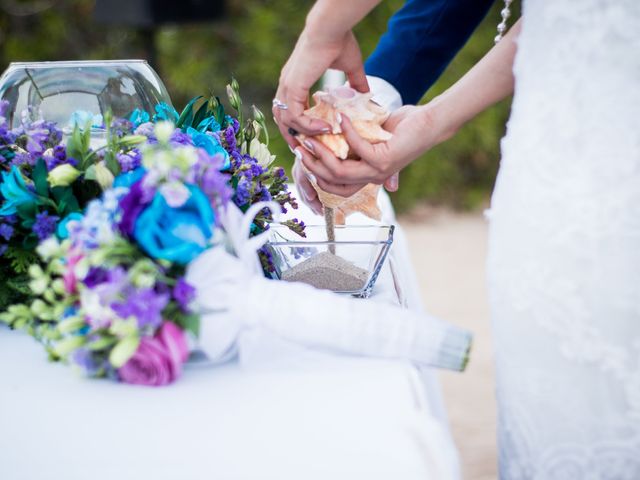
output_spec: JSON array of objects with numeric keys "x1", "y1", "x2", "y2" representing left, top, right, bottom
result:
[{"x1": 0, "y1": 0, "x2": 517, "y2": 211}]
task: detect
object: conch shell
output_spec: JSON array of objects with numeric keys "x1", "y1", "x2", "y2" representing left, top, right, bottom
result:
[{"x1": 300, "y1": 86, "x2": 392, "y2": 224}]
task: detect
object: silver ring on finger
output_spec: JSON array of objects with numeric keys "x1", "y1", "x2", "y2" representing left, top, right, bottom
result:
[{"x1": 272, "y1": 98, "x2": 288, "y2": 110}]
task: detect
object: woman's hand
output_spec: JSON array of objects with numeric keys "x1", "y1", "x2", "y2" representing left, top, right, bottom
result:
[
  {"x1": 274, "y1": 29, "x2": 369, "y2": 150},
  {"x1": 298, "y1": 105, "x2": 447, "y2": 197},
  {"x1": 292, "y1": 154, "x2": 324, "y2": 215}
]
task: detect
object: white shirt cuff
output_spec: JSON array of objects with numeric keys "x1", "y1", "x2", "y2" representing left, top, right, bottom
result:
[{"x1": 367, "y1": 75, "x2": 403, "y2": 112}]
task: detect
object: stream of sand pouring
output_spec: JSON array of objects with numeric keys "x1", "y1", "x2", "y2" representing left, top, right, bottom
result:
[{"x1": 324, "y1": 207, "x2": 336, "y2": 255}]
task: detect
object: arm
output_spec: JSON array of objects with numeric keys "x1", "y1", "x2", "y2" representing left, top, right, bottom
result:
[
  {"x1": 366, "y1": 0, "x2": 495, "y2": 105},
  {"x1": 299, "y1": 19, "x2": 522, "y2": 197}
]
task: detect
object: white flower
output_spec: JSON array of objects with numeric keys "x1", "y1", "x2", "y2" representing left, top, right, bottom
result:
[
  {"x1": 36, "y1": 237, "x2": 61, "y2": 260},
  {"x1": 94, "y1": 161, "x2": 115, "y2": 190},
  {"x1": 246, "y1": 138, "x2": 275, "y2": 167},
  {"x1": 154, "y1": 121, "x2": 175, "y2": 144},
  {"x1": 48, "y1": 164, "x2": 81, "y2": 187}
]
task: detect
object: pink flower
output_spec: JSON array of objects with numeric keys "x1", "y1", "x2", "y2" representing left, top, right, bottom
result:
[
  {"x1": 117, "y1": 322, "x2": 189, "y2": 386},
  {"x1": 63, "y1": 252, "x2": 83, "y2": 294}
]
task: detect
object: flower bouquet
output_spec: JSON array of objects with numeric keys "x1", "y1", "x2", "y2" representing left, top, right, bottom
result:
[{"x1": 0, "y1": 80, "x2": 305, "y2": 385}]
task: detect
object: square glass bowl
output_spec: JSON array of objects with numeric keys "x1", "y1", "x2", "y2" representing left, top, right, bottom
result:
[{"x1": 265, "y1": 224, "x2": 395, "y2": 298}]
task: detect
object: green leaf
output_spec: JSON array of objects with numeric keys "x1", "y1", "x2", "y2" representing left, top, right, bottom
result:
[
  {"x1": 51, "y1": 187, "x2": 80, "y2": 217},
  {"x1": 57, "y1": 316, "x2": 86, "y2": 334},
  {"x1": 21, "y1": 234, "x2": 37, "y2": 250},
  {"x1": 182, "y1": 313, "x2": 200, "y2": 338},
  {"x1": 16, "y1": 201, "x2": 37, "y2": 221},
  {"x1": 214, "y1": 97, "x2": 226, "y2": 125},
  {"x1": 33, "y1": 159, "x2": 49, "y2": 197},
  {"x1": 176, "y1": 95, "x2": 203, "y2": 129},
  {"x1": 192, "y1": 101, "x2": 210, "y2": 130},
  {"x1": 86, "y1": 336, "x2": 117, "y2": 351},
  {"x1": 109, "y1": 335, "x2": 140, "y2": 368},
  {"x1": 104, "y1": 151, "x2": 120, "y2": 176},
  {"x1": 53, "y1": 335, "x2": 86, "y2": 358}
]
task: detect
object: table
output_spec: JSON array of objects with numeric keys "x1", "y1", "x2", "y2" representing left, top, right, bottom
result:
[{"x1": 0, "y1": 189, "x2": 460, "y2": 480}]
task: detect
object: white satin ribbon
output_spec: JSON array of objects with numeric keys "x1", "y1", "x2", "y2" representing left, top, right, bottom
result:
[{"x1": 217, "y1": 200, "x2": 281, "y2": 275}]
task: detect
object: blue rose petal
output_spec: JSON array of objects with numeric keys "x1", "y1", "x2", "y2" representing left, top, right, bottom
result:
[{"x1": 133, "y1": 185, "x2": 215, "y2": 265}]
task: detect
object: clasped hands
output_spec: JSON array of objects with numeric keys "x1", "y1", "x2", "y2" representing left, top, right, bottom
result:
[{"x1": 272, "y1": 22, "x2": 444, "y2": 214}]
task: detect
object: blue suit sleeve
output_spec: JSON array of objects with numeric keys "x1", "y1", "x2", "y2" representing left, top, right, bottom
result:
[{"x1": 365, "y1": 0, "x2": 494, "y2": 105}]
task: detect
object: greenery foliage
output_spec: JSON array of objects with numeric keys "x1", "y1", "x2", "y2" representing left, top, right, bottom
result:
[{"x1": 0, "y1": 0, "x2": 519, "y2": 211}]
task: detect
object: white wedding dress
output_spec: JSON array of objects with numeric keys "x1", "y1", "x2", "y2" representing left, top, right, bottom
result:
[{"x1": 487, "y1": 1, "x2": 640, "y2": 478}]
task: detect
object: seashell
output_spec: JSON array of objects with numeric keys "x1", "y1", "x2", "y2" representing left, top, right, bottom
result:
[{"x1": 300, "y1": 86, "x2": 392, "y2": 224}]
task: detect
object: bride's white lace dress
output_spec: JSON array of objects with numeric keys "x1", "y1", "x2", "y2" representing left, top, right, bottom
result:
[{"x1": 487, "y1": 1, "x2": 640, "y2": 478}]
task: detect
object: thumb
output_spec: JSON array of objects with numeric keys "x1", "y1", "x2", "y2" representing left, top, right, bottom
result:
[
  {"x1": 384, "y1": 173, "x2": 399, "y2": 192},
  {"x1": 339, "y1": 115, "x2": 375, "y2": 160}
]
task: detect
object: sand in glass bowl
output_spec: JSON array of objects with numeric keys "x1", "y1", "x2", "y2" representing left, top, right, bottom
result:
[{"x1": 265, "y1": 224, "x2": 395, "y2": 298}]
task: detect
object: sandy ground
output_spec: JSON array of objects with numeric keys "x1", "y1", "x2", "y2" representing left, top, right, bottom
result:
[{"x1": 399, "y1": 207, "x2": 497, "y2": 480}]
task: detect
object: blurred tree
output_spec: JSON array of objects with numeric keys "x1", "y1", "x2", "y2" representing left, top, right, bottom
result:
[{"x1": 0, "y1": 0, "x2": 519, "y2": 211}]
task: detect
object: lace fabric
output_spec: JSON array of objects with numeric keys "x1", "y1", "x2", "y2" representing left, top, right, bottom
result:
[{"x1": 486, "y1": 1, "x2": 640, "y2": 478}]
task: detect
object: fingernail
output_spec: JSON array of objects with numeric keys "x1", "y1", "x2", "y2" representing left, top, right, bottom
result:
[
  {"x1": 306, "y1": 172, "x2": 317, "y2": 183},
  {"x1": 303, "y1": 140, "x2": 314, "y2": 152},
  {"x1": 288, "y1": 145, "x2": 296, "y2": 154},
  {"x1": 294, "y1": 148, "x2": 302, "y2": 161},
  {"x1": 336, "y1": 112, "x2": 342, "y2": 124},
  {"x1": 321, "y1": 127, "x2": 331, "y2": 133},
  {"x1": 389, "y1": 175, "x2": 398, "y2": 190},
  {"x1": 272, "y1": 115, "x2": 279, "y2": 126}
]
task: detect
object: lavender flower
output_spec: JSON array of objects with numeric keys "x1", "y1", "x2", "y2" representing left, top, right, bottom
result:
[
  {"x1": 0, "y1": 223, "x2": 13, "y2": 241},
  {"x1": 43, "y1": 145, "x2": 74, "y2": 171},
  {"x1": 111, "y1": 288, "x2": 169, "y2": 329},
  {"x1": 111, "y1": 118, "x2": 134, "y2": 138},
  {"x1": 32, "y1": 211, "x2": 59, "y2": 240},
  {"x1": 117, "y1": 149, "x2": 142, "y2": 173},
  {"x1": 173, "y1": 278, "x2": 196, "y2": 311}
]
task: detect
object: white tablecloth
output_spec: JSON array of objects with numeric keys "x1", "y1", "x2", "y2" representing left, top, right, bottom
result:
[{"x1": 0, "y1": 189, "x2": 459, "y2": 480}]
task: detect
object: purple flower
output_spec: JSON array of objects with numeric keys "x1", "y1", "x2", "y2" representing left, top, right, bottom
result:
[
  {"x1": 117, "y1": 149, "x2": 142, "y2": 173},
  {"x1": 43, "y1": 145, "x2": 73, "y2": 171},
  {"x1": 71, "y1": 348, "x2": 102, "y2": 376},
  {"x1": 223, "y1": 126, "x2": 237, "y2": 153},
  {"x1": 0, "y1": 100, "x2": 9, "y2": 119},
  {"x1": 84, "y1": 267, "x2": 110, "y2": 288},
  {"x1": 117, "y1": 321, "x2": 188, "y2": 386},
  {"x1": 0, "y1": 244, "x2": 7, "y2": 256},
  {"x1": 111, "y1": 118, "x2": 134, "y2": 137},
  {"x1": 0, "y1": 223, "x2": 13, "y2": 241},
  {"x1": 118, "y1": 180, "x2": 153, "y2": 237},
  {"x1": 32, "y1": 211, "x2": 59, "y2": 240},
  {"x1": 169, "y1": 130, "x2": 193, "y2": 148},
  {"x1": 200, "y1": 165, "x2": 233, "y2": 206},
  {"x1": 134, "y1": 122, "x2": 155, "y2": 138},
  {"x1": 234, "y1": 178, "x2": 252, "y2": 206},
  {"x1": 173, "y1": 278, "x2": 196, "y2": 311},
  {"x1": 111, "y1": 288, "x2": 169, "y2": 329}
]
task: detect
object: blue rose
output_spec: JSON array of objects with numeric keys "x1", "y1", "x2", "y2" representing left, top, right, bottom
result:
[
  {"x1": 197, "y1": 116, "x2": 221, "y2": 133},
  {"x1": 56, "y1": 212, "x2": 84, "y2": 239},
  {"x1": 113, "y1": 167, "x2": 147, "y2": 189},
  {"x1": 186, "y1": 127, "x2": 231, "y2": 170},
  {"x1": 128, "y1": 109, "x2": 151, "y2": 128},
  {"x1": 153, "y1": 102, "x2": 179, "y2": 124},
  {"x1": 134, "y1": 185, "x2": 215, "y2": 265},
  {"x1": 0, "y1": 166, "x2": 38, "y2": 216}
]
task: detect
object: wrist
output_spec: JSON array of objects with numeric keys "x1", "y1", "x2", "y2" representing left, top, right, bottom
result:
[
  {"x1": 304, "y1": 6, "x2": 349, "y2": 43},
  {"x1": 424, "y1": 93, "x2": 463, "y2": 145}
]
